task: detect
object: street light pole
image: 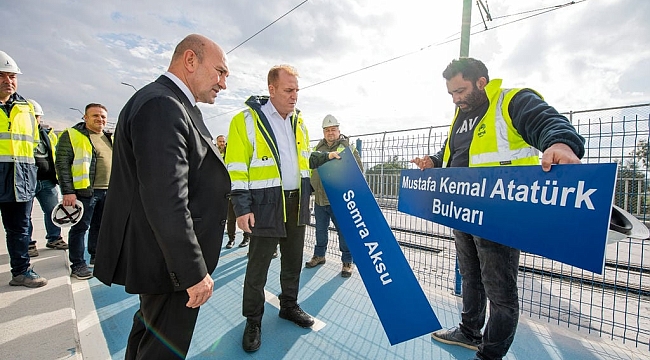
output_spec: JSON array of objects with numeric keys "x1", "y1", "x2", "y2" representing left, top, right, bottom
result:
[
  {"x1": 69, "y1": 107, "x2": 84, "y2": 120},
  {"x1": 120, "y1": 82, "x2": 137, "y2": 91}
]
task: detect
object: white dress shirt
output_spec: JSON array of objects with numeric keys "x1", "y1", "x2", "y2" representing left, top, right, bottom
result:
[
  {"x1": 261, "y1": 101, "x2": 299, "y2": 190},
  {"x1": 164, "y1": 72, "x2": 196, "y2": 107}
]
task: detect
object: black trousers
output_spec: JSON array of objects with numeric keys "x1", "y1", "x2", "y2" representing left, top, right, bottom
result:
[
  {"x1": 242, "y1": 196, "x2": 305, "y2": 324},
  {"x1": 125, "y1": 292, "x2": 200, "y2": 360},
  {"x1": 226, "y1": 198, "x2": 236, "y2": 239}
]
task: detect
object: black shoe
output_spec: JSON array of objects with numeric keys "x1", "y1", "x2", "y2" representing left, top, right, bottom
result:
[
  {"x1": 431, "y1": 327, "x2": 481, "y2": 351},
  {"x1": 279, "y1": 305, "x2": 314, "y2": 328},
  {"x1": 238, "y1": 238, "x2": 250, "y2": 247},
  {"x1": 242, "y1": 322, "x2": 261, "y2": 352},
  {"x1": 272, "y1": 250, "x2": 278, "y2": 258},
  {"x1": 89, "y1": 256, "x2": 96, "y2": 266},
  {"x1": 225, "y1": 239, "x2": 235, "y2": 249},
  {"x1": 70, "y1": 265, "x2": 93, "y2": 280}
]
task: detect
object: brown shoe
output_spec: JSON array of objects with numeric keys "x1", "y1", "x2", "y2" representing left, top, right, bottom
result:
[
  {"x1": 305, "y1": 255, "x2": 325, "y2": 268},
  {"x1": 46, "y1": 238, "x2": 68, "y2": 250},
  {"x1": 28, "y1": 244, "x2": 39, "y2": 257},
  {"x1": 9, "y1": 268, "x2": 47, "y2": 288},
  {"x1": 341, "y1": 262, "x2": 353, "y2": 278}
]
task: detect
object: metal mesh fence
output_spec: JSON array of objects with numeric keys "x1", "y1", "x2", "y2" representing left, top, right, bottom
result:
[{"x1": 305, "y1": 103, "x2": 650, "y2": 349}]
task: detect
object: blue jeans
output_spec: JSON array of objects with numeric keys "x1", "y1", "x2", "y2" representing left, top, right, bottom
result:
[
  {"x1": 453, "y1": 230, "x2": 520, "y2": 360},
  {"x1": 67, "y1": 189, "x2": 105, "y2": 269},
  {"x1": 313, "y1": 204, "x2": 352, "y2": 263},
  {"x1": 87, "y1": 189, "x2": 106, "y2": 258},
  {"x1": 29, "y1": 180, "x2": 61, "y2": 243},
  {"x1": 1, "y1": 201, "x2": 34, "y2": 276}
]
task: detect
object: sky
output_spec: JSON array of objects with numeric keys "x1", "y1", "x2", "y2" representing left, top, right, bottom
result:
[{"x1": 5, "y1": 0, "x2": 649, "y2": 139}]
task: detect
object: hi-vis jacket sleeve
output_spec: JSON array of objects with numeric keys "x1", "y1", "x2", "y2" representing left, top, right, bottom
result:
[{"x1": 225, "y1": 111, "x2": 254, "y2": 217}]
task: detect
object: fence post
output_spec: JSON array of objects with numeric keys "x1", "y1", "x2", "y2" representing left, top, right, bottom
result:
[
  {"x1": 380, "y1": 132, "x2": 387, "y2": 199},
  {"x1": 356, "y1": 138, "x2": 362, "y2": 160}
]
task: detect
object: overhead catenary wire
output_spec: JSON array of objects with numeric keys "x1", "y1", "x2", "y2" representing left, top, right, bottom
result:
[
  {"x1": 209, "y1": 0, "x2": 586, "y2": 120},
  {"x1": 227, "y1": 0, "x2": 310, "y2": 54},
  {"x1": 302, "y1": 0, "x2": 585, "y2": 90}
]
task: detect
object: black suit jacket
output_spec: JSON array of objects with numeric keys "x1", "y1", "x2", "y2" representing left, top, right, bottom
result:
[{"x1": 94, "y1": 75, "x2": 230, "y2": 294}]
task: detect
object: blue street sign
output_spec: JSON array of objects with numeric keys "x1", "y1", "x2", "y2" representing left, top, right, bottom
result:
[
  {"x1": 398, "y1": 164, "x2": 618, "y2": 274},
  {"x1": 318, "y1": 148, "x2": 442, "y2": 345}
]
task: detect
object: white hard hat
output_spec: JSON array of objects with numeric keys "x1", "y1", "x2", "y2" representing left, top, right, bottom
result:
[
  {"x1": 27, "y1": 99, "x2": 44, "y2": 116},
  {"x1": 51, "y1": 200, "x2": 84, "y2": 228},
  {"x1": 322, "y1": 114, "x2": 340, "y2": 128},
  {"x1": 0, "y1": 50, "x2": 22, "y2": 74}
]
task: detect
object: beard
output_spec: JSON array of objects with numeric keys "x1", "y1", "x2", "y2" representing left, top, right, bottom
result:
[{"x1": 457, "y1": 86, "x2": 487, "y2": 112}]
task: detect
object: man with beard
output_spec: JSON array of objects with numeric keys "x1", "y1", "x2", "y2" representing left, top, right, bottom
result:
[{"x1": 411, "y1": 57, "x2": 585, "y2": 360}]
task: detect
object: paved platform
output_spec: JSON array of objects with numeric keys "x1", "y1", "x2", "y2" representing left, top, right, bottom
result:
[{"x1": 1, "y1": 205, "x2": 648, "y2": 359}]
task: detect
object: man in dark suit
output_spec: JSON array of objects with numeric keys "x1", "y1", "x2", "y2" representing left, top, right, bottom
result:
[{"x1": 94, "y1": 34, "x2": 230, "y2": 359}]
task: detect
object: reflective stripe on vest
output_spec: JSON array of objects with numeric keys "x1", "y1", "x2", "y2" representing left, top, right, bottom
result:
[
  {"x1": 0, "y1": 101, "x2": 38, "y2": 164},
  {"x1": 227, "y1": 109, "x2": 310, "y2": 191},
  {"x1": 67, "y1": 128, "x2": 93, "y2": 189},
  {"x1": 48, "y1": 131, "x2": 58, "y2": 162}
]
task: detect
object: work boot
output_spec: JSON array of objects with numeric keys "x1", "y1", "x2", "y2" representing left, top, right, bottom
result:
[
  {"x1": 28, "y1": 243, "x2": 39, "y2": 257},
  {"x1": 341, "y1": 262, "x2": 354, "y2": 278},
  {"x1": 305, "y1": 255, "x2": 325, "y2": 268},
  {"x1": 9, "y1": 268, "x2": 48, "y2": 288},
  {"x1": 46, "y1": 238, "x2": 68, "y2": 250}
]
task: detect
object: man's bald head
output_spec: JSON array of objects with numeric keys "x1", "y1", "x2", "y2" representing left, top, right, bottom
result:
[{"x1": 167, "y1": 34, "x2": 229, "y2": 104}]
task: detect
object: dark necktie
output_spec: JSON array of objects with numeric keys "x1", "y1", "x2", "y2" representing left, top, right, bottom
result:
[
  {"x1": 193, "y1": 104, "x2": 213, "y2": 139},
  {"x1": 194, "y1": 105, "x2": 203, "y2": 120}
]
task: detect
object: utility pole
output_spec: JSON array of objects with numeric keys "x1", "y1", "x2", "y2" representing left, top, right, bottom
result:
[
  {"x1": 454, "y1": 0, "x2": 474, "y2": 296},
  {"x1": 454, "y1": 0, "x2": 492, "y2": 296},
  {"x1": 460, "y1": 0, "x2": 473, "y2": 58}
]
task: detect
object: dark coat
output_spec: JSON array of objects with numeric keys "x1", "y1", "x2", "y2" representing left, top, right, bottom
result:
[{"x1": 94, "y1": 75, "x2": 230, "y2": 294}]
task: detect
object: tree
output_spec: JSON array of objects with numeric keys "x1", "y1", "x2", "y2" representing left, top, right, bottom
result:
[
  {"x1": 614, "y1": 149, "x2": 649, "y2": 213},
  {"x1": 635, "y1": 139, "x2": 649, "y2": 168},
  {"x1": 365, "y1": 155, "x2": 409, "y2": 198},
  {"x1": 366, "y1": 155, "x2": 409, "y2": 174}
]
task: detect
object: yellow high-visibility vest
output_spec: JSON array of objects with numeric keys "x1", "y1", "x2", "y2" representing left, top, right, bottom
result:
[
  {"x1": 442, "y1": 79, "x2": 540, "y2": 168},
  {"x1": 64, "y1": 128, "x2": 93, "y2": 189},
  {"x1": 47, "y1": 130, "x2": 58, "y2": 162},
  {"x1": 226, "y1": 103, "x2": 310, "y2": 222},
  {"x1": 0, "y1": 100, "x2": 39, "y2": 164}
]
